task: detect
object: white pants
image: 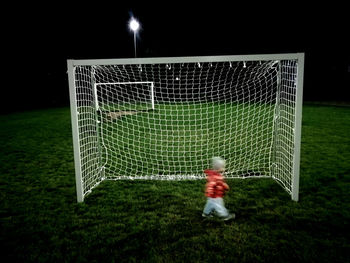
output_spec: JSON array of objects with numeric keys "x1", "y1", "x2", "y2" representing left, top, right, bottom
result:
[{"x1": 203, "y1": 197, "x2": 229, "y2": 217}]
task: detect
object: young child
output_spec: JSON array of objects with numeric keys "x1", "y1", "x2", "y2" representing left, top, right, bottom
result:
[{"x1": 202, "y1": 157, "x2": 235, "y2": 221}]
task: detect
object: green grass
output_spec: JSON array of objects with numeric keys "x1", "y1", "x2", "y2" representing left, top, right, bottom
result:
[
  {"x1": 0, "y1": 103, "x2": 350, "y2": 262},
  {"x1": 101, "y1": 102, "x2": 275, "y2": 177}
]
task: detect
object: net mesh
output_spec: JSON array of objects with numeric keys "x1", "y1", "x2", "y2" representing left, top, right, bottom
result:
[{"x1": 72, "y1": 58, "x2": 299, "y2": 197}]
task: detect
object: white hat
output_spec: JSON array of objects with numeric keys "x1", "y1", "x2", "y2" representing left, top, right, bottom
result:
[{"x1": 211, "y1": 157, "x2": 226, "y2": 170}]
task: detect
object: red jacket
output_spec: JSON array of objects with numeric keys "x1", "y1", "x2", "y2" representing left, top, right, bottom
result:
[{"x1": 204, "y1": 169, "x2": 229, "y2": 198}]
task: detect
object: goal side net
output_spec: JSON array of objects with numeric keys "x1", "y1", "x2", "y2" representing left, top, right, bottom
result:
[{"x1": 67, "y1": 54, "x2": 304, "y2": 202}]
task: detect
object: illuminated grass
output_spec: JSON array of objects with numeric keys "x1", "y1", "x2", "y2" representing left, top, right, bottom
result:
[
  {"x1": 0, "y1": 103, "x2": 349, "y2": 262},
  {"x1": 101, "y1": 102, "x2": 275, "y2": 177}
]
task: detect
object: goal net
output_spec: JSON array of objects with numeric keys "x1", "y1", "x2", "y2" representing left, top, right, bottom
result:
[{"x1": 68, "y1": 54, "x2": 304, "y2": 202}]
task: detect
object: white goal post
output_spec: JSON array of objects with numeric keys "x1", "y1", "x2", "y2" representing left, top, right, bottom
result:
[{"x1": 67, "y1": 53, "x2": 304, "y2": 202}]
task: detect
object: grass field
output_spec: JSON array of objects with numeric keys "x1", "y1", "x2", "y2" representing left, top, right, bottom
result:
[
  {"x1": 0, "y1": 103, "x2": 349, "y2": 262},
  {"x1": 101, "y1": 102, "x2": 275, "y2": 178}
]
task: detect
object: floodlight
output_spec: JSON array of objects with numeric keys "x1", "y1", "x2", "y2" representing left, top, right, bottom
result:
[
  {"x1": 128, "y1": 17, "x2": 141, "y2": 57},
  {"x1": 129, "y1": 18, "x2": 140, "y2": 32}
]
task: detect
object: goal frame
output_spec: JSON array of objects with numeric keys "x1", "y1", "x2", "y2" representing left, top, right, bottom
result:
[
  {"x1": 68, "y1": 53, "x2": 304, "y2": 202},
  {"x1": 94, "y1": 81, "x2": 155, "y2": 111}
]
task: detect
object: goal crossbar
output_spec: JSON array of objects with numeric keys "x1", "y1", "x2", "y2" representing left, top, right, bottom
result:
[{"x1": 69, "y1": 53, "x2": 303, "y2": 66}]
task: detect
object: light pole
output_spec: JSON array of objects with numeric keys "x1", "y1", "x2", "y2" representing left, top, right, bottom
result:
[{"x1": 129, "y1": 17, "x2": 140, "y2": 58}]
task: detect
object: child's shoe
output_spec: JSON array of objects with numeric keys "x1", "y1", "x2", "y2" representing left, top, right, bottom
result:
[
  {"x1": 202, "y1": 212, "x2": 213, "y2": 218},
  {"x1": 222, "y1": 213, "x2": 235, "y2": 221}
]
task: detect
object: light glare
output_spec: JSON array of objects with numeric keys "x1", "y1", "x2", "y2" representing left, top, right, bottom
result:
[{"x1": 129, "y1": 18, "x2": 140, "y2": 32}]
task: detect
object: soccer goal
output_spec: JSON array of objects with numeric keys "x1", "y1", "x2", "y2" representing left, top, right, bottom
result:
[{"x1": 67, "y1": 53, "x2": 304, "y2": 202}]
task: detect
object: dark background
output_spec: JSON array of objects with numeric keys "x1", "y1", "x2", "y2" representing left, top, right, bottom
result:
[{"x1": 3, "y1": 2, "x2": 349, "y2": 114}]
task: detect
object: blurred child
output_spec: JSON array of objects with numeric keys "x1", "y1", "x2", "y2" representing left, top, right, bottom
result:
[{"x1": 202, "y1": 157, "x2": 235, "y2": 221}]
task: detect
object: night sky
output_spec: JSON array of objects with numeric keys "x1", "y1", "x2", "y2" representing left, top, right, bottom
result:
[{"x1": 3, "y1": 2, "x2": 349, "y2": 113}]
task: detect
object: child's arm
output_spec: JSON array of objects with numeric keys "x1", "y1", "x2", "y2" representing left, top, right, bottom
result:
[
  {"x1": 215, "y1": 180, "x2": 229, "y2": 193},
  {"x1": 205, "y1": 181, "x2": 216, "y2": 197}
]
